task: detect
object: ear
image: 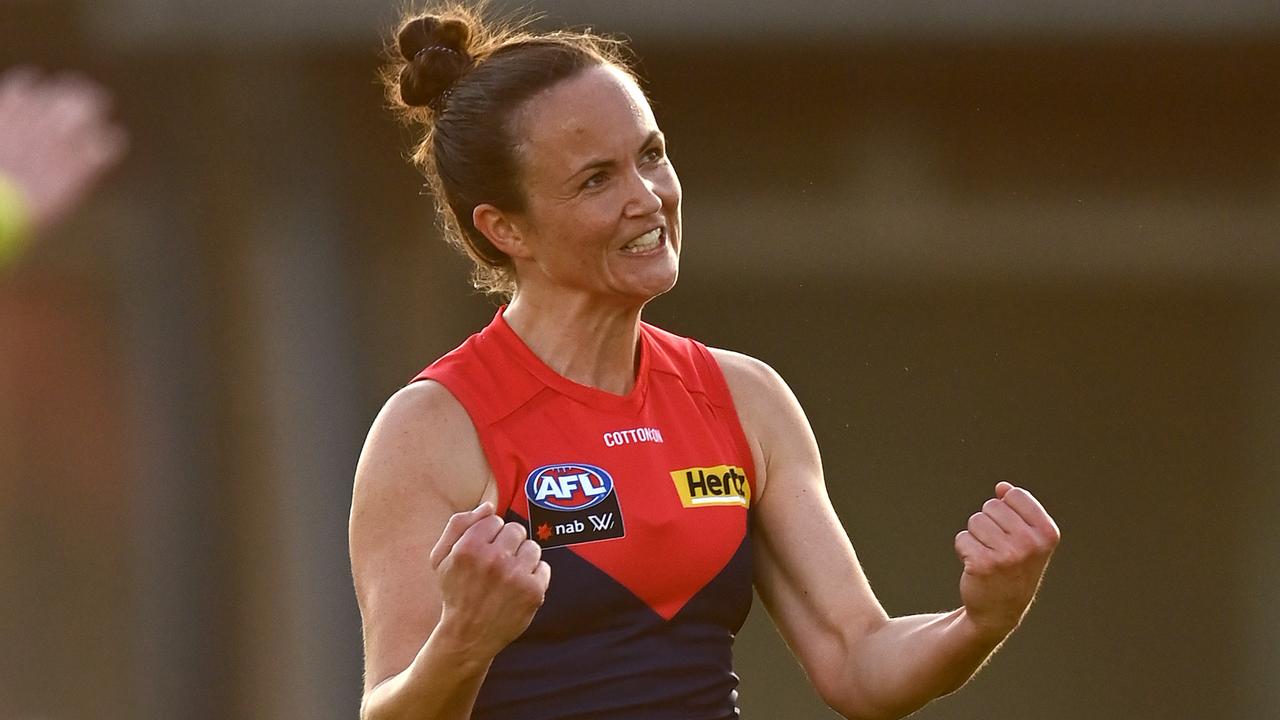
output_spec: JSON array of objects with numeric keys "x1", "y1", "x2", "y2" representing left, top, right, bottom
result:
[{"x1": 473, "y1": 203, "x2": 533, "y2": 260}]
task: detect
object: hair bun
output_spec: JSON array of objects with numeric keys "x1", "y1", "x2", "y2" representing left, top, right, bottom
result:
[{"x1": 397, "y1": 16, "x2": 474, "y2": 111}]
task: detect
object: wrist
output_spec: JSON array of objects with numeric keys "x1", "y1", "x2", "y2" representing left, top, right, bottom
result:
[
  {"x1": 425, "y1": 614, "x2": 500, "y2": 671},
  {"x1": 955, "y1": 606, "x2": 1016, "y2": 647}
]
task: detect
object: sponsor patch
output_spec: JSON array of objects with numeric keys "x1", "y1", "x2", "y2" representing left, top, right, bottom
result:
[
  {"x1": 524, "y1": 463, "x2": 625, "y2": 548},
  {"x1": 669, "y1": 465, "x2": 751, "y2": 508}
]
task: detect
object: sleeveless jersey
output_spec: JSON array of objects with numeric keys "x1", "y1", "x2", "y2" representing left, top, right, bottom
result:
[{"x1": 414, "y1": 309, "x2": 755, "y2": 720}]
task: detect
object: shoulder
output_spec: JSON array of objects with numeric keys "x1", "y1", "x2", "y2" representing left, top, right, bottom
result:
[
  {"x1": 707, "y1": 347, "x2": 794, "y2": 412},
  {"x1": 351, "y1": 380, "x2": 492, "y2": 522},
  {"x1": 706, "y1": 348, "x2": 821, "y2": 497},
  {"x1": 362, "y1": 380, "x2": 475, "y2": 462}
]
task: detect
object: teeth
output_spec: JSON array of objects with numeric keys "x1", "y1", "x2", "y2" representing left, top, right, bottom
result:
[{"x1": 622, "y1": 228, "x2": 662, "y2": 253}]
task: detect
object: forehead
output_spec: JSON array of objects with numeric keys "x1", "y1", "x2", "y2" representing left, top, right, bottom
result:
[{"x1": 513, "y1": 65, "x2": 657, "y2": 175}]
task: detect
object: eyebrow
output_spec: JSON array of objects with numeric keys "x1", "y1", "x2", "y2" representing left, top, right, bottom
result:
[{"x1": 566, "y1": 130, "x2": 664, "y2": 183}]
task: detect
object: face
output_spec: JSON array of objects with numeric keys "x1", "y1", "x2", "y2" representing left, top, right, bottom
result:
[{"x1": 498, "y1": 64, "x2": 682, "y2": 304}]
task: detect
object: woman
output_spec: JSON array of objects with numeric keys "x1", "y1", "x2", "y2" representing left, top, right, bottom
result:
[{"x1": 349, "y1": 4, "x2": 1061, "y2": 719}]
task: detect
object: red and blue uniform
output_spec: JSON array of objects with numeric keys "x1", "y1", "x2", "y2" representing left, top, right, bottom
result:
[{"x1": 414, "y1": 309, "x2": 755, "y2": 720}]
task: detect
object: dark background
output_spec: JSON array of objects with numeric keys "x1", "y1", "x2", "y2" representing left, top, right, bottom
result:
[{"x1": 2, "y1": 0, "x2": 1278, "y2": 717}]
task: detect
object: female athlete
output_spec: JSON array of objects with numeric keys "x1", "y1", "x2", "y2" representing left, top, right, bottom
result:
[{"x1": 348, "y1": 4, "x2": 1061, "y2": 719}]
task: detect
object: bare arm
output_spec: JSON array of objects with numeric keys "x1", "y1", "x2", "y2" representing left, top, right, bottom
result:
[
  {"x1": 712, "y1": 349, "x2": 1060, "y2": 720},
  {"x1": 349, "y1": 381, "x2": 550, "y2": 720}
]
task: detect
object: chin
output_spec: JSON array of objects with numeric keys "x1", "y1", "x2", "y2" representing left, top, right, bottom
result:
[
  {"x1": 643, "y1": 278, "x2": 678, "y2": 302},
  {"x1": 634, "y1": 261, "x2": 680, "y2": 300},
  {"x1": 607, "y1": 272, "x2": 675, "y2": 306}
]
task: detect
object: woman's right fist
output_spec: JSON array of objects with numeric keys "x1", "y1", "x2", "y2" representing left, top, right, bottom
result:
[{"x1": 430, "y1": 502, "x2": 551, "y2": 658}]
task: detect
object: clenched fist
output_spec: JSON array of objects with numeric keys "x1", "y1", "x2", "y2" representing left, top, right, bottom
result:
[
  {"x1": 954, "y1": 482, "x2": 1060, "y2": 638},
  {"x1": 431, "y1": 502, "x2": 551, "y2": 660}
]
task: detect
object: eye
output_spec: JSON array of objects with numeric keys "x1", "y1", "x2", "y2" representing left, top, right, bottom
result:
[
  {"x1": 642, "y1": 145, "x2": 666, "y2": 163},
  {"x1": 582, "y1": 171, "x2": 608, "y2": 190}
]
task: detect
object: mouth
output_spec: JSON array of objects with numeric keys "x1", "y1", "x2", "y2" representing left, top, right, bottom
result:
[{"x1": 620, "y1": 227, "x2": 666, "y2": 255}]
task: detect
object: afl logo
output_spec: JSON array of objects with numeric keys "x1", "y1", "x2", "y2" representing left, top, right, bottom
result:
[{"x1": 525, "y1": 463, "x2": 615, "y2": 512}]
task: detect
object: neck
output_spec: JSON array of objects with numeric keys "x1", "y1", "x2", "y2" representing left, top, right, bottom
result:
[{"x1": 503, "y1": 291, "x2": 645, "y2": 396}]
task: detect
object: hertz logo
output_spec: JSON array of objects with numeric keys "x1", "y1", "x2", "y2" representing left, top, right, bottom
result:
[{"x1": 670, "y1": 465, "x2": 750, "y2": 508}]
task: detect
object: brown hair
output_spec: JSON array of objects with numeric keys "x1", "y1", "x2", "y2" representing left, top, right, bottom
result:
[{"x1": 382, "y1": 2, "x2": 638, "y2": 297}]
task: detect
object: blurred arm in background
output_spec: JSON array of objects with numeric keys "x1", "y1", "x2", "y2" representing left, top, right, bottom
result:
[{"x1": 0, "y1": 66, "x2": 127, "y2": 268}]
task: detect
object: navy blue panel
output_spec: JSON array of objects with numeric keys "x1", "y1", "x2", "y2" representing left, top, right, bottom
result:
[
  {"x1": 472, "y1": 516, "x2": 752, "y2": 720},
  {"x1": 674, "y1": 532, "x2": 753, "y2": 632}
]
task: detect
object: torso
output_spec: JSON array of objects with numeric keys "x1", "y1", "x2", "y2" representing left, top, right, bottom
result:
[{"x1": 416, "y1": 310, "x2": 756, "y2": 720}]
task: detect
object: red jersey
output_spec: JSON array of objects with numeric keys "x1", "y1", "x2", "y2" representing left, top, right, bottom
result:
[{"x1": 414, "y1": 309, "x2": 755, "y2": 719}]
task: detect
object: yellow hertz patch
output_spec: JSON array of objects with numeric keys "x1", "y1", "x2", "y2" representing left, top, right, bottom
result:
[{"x1": 669, "y1": 465, "x2": 751, "y2": 508}]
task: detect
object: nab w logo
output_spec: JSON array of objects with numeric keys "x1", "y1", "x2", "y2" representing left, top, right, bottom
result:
[{"x1": 525, "y1": 463, "x2": 614, "y2": 512}]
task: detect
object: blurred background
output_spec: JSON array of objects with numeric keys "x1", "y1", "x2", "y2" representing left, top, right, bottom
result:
[{"x1": 2, "y1": 0, "x2": 1278, "y2": 718}]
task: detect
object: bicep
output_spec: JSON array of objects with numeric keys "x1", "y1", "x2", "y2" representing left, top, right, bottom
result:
[
  {"x1": 348, "y1": 382, "x2": 494, "y2": 694},
  {"x1": 713, "y1": 350, "x2": 886, "y2": 683}
]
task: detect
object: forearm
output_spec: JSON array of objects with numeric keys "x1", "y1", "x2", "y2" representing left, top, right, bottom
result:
[
  {"x1": 361, "y1": 624, "x2": 495, "y2": 720},
  {"x1": 827, "y1": 608, "x2": 1006, "y2": 720}
]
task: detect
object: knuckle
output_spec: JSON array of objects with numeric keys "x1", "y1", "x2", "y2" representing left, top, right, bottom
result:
[
  {"x1": 485, "y1": 544, "x2": 510, "y2": 564},
  {"x1": 1023, "y1": 526, "x2": 1053, "y2": 550},
  {"x1": 998, "y1": 546, "x2": 1025, "y2": 566},
  {"x1": 521, "y1": 539, "x2": 542, "y2": 560},
  {"x1": 459, "y1": 517, "x2": 497, "y2": 542},
  {"x1": 450, "y1": 532, "x2": 479, "y2": 553},
  {"x1": 1013, "y1": 527, "x2": 1039, "y2": 548},
  {"x1": 460, "y1": 544, "x2": 498, "y2": 568},
  {"x1": 522, "y1": 576, "x2": 546, "y2": 598},
  {"x1": 478, "y1": 550, "x2": 505, "y2": 572},
  {"x1": 966, "y1": 558, "x2": 994, "y2": 576},
  {"x1": 446, "y1": 543, "x2": 482, "y2": 569},
  {"x1": 507, "y1": 572, "x2": 537, "y2": 594},
  {"x1": 1046, "y1": 523, "x2": 1063, "y2": 543},
  {"x1": 982, "y1": 498, "x2": 1003, "y2": 514},
  {"x1": 506, "y1": 556, "x2": 533, "y2": 578}
]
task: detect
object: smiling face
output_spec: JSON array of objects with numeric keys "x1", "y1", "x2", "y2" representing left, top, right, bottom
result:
[{"x1": 487, "y1": 64, "x2": 682, "y2": 305}]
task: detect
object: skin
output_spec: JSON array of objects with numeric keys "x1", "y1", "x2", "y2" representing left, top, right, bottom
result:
[
  {"x1": 0, "y1": 67, "x2": 127, "y2": 234},
  {"x1": 349, "y1": 63, "x2": 1060, "y2": 720},
  {"x1": 716, "y1": 347, "x2": 1059, "y2": 718},
  {"x1": 475, "y1": 64, "x2": 681, "y2": 395}
]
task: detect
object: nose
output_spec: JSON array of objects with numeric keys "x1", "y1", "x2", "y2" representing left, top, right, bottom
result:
[{"x1": 624, "y1": 169, "x2": 663, "y2": 218}]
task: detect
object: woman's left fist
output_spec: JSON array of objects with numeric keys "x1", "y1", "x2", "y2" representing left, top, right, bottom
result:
[{"x1": 954, "y1": 482, "x2": 1061, "y2": 638}]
